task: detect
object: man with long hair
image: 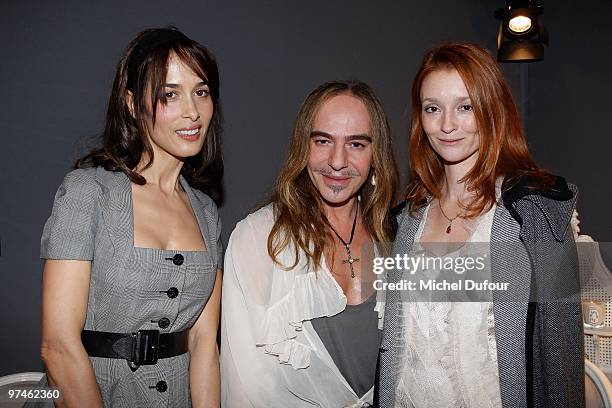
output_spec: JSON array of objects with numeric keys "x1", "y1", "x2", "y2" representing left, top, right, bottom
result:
[{"x1": 220, "y1": 80, "x2": 398, "y2": 407}]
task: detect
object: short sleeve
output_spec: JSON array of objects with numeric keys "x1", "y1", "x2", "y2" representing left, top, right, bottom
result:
[{"x1": 40, "y1": 169, "x2": 99, "y2": 260}]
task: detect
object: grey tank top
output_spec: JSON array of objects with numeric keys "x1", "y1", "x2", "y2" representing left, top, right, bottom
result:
[{"x1": 311, "y1": 292, "x2": 381, "y2": 397}]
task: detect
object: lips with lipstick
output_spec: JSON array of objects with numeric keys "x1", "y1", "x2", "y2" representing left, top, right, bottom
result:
[
  {"x1": 176, "y1": 126, "x2": 201, "y2": 141},
  {"x1": 437, "y1": 137, "x2": 465, "y2": 145}
]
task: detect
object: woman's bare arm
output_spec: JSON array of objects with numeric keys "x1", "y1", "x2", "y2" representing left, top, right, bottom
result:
[
  {"x1": 188, "y1": 269, "x2": 222, "y2": 408},
  {"x1": 40, "y1": 259, "x2": 103, "y2": 408}
]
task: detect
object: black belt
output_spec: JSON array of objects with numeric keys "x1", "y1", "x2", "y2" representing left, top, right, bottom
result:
[{"x1": 81, "y1": 329, "x2": 188, "y2": 366}]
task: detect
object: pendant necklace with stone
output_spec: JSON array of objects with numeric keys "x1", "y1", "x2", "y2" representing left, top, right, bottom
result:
[
  {"x1": 439, "y1": 200, "x2": 463, "y2": 234},
  {"x1": 327, "y1": 201, "x2": 360, "y2": 278}
]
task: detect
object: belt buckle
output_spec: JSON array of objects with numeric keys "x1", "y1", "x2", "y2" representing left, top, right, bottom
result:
[{"x1": 132, "y1": 329, "x2": 160, "y2": 365}]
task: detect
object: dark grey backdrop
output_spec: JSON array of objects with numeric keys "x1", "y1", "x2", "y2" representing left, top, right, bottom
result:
[{"x1": 1, "y1": 0, "x2": 610, "y2": 375}]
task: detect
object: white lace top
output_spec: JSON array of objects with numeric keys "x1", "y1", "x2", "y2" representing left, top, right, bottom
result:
[
  {"x1": 220, "y1": 204, "x2": 383, "y2": 408},
  {"x1": 394, "y1": 199, "x2": 503, "y2": 408}
]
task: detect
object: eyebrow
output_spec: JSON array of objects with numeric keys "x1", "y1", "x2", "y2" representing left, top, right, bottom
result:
[
  {"x1": 163, "y1": 81, "x2": 209, "y2": 88},
  {"x1": 422, "y1": 96, "x2": 471, "y2": 104},
  {"x1": 310, "y1": 130, "x2": 372, "y2": 142}
]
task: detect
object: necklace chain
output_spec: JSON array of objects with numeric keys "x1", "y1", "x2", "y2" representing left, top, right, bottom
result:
[
  {"x1": 438, "y1": 199, "x2": 463, "y2": 234},
  {"x1": 327, "y1": 201, "x2": 359, "y2": 278},
  {"x1": 438, "y1": 201, "x2": 462, "y2": 222}
]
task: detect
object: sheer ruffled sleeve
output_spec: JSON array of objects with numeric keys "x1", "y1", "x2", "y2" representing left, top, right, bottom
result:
[
  {"x1": 220, "y1": 206, "x2": 291, "y2": 407},
  {"x1": 220, "y1": 206, "x2": 347, "y2": 407}
]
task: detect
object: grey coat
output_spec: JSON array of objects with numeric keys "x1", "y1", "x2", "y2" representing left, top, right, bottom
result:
[
  {"x1": 32, "y1": 166, "x2": 222, "y2": 408},
  {"x1": 376, "y1": 177, "x2": 585, "y2": 408}
]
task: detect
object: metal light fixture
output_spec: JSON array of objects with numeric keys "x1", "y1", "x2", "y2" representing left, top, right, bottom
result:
[{"x1": 495, "y1": 0, "x2": 548, "y2": 62}]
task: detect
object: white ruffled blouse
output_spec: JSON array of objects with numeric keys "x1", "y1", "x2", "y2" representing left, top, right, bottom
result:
[
  {"x1": 220, "y1": 204, "x2": 382, "y2": 408},
  {"x1": 394, "y1": 198, "x2": 503, "y2": 408}
]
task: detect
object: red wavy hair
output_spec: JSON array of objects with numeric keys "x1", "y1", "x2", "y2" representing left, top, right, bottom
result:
[{"x1": 406, "y1": 42, "x2": 553, "y2": 216}]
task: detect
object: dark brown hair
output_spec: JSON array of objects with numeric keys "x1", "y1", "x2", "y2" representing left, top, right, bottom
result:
[
  {"x1": 268, "y1": 80, "x2": 398, "y2": 270},
  {"x1": 406, "y1": 42, "x2": 553, "y2": 216},
  {"x1": 76, "y1": 27, "x2": 223, "y2": 204}
]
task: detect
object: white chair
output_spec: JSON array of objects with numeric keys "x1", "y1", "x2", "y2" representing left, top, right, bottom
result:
[
  {"x1": 579, "y1": 234, "x2": 612, "y2": 379},
  {"x1": 0, "y1": 372, "x2": 44, "y2": 407},
  {"x1": 586, "y1": 359, "x2": 612, "y2": 407},
  {"x1": 0, "y1": 372, "x2": 44, "y2": 387}
]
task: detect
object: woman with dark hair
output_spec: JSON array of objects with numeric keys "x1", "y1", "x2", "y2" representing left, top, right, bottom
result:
[
  {"x1": 377, "y1": 42, "x2": 584, "y2": 407},
  {"x1": 34, "y1": 27, "x2": 223, "y2": 407}
]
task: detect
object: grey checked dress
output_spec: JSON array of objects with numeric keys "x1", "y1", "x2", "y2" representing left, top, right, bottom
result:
[{"x1": 32, "y1": 166, "x2": 222, "y2": 408}]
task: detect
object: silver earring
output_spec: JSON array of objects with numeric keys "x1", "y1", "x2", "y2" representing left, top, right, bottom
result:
[{"x1": 371, "y1": 174, "x2": 376, "y2": 186}]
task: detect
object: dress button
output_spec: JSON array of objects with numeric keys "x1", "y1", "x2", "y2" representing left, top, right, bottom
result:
[
  {"x1": 156, "y1": 380, "x2": 167, "y2": 393},
  {"x1": 166, "y1": 287, "x2": 179, "y2": 299},
  {"x1": 172, "y1": 254, "x2": 184, "y2": 266},
  {"x1": 158, "y1": 318, "x2": 170, "y2": 329}
]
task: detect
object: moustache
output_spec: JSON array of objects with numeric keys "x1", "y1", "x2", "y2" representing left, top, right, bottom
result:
[{"x1": 312, "y1": 167, "x2": 360, "y2": 177}]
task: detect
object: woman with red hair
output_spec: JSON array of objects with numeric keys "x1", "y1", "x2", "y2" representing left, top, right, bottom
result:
[{"x1": 377, "y1": 42, "x2": 584, "y2": 407}]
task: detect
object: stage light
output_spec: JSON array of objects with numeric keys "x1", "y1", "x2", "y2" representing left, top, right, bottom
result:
[
  {"x1": 494, "y1": 1, "x2": 548, "y2": 62},
  {"x1": 508, "y1": 15, "x2": 532, "y2": 33}
]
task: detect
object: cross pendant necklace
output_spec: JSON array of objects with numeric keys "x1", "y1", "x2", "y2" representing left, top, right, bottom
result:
[
  {"x1": 341, "y1": 243, "x2": 360, "y2": 278},
  {"x1": 327, "y1": 201, "x2": 360, "y2": 278}
]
